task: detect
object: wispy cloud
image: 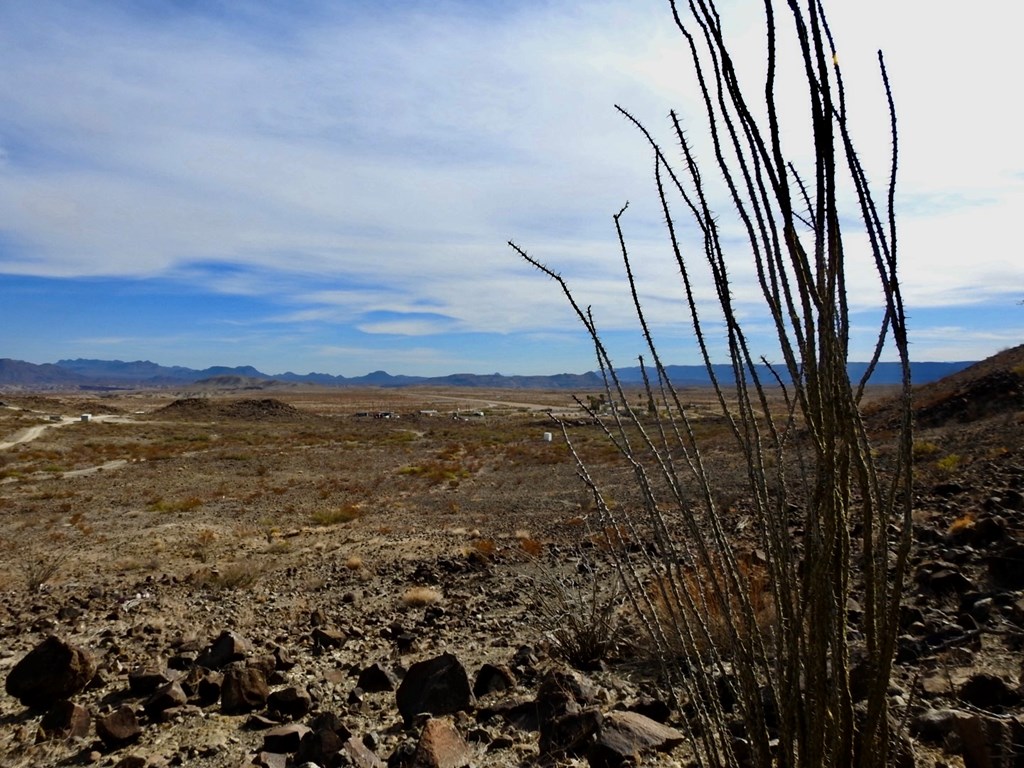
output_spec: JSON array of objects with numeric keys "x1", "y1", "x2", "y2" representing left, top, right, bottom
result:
[{"x1": 0, "y1": 0, "x2": 1020, "y2": 374}]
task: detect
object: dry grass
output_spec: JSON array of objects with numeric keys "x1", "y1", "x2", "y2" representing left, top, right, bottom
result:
[
  {"x1": 311, "y1": 503, "x2": 361, "y2": 527},
  {"x1": 401, "y1": 586, "x2": 443, "y2": 607},
  {"x1": 24, "y1": 552, "x2": 69, "y2": 592},
  {"x1": 648, "y1": 551, "x2": 776, "y2": 659}
]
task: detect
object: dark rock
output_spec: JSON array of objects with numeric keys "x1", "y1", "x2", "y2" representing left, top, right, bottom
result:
[
  {"x1": 144, "y1": 680, "x2": 188, "y2": 719},
  {"x1": 589, "y1": 710, "x2": 686, "y2": 768},
  {"x1": 267, "y1": 685, "x2": 312, "y2": 718},
  {"x1": 255, "y1": 751, "x2": 288, "y2": 768},
  {"x1": 197, "y1": 630, "x2": 250, "y2": 669},
  {"x1": 625, "y1": 697, "x2": 672, "y2": 724},
  {"x1": 195, "y1": 670, "x2": 223, "y2": 706},
  {"x1": 222, "y1": 666, "x2": 270, "y2": 714},
  {"x1": 911, "y1": 707, "x2": 964, "y2": 742},
  {"x1": 472, "y1": 663, "x2": 516, "y2": 699},
  {"x1": 988, "y1": 542, "x2": 1024, "y2": 589},
  {"x1": 311, "y1": 626, "x2": 347, "y2": 650},
  {"x1": 297, "y1": 727, "x2": 345, "y2": 766},
  {"x1": 413, "y1": 717, "x2": 472, "y2": 768},
  {"x1": 262, "y1": 724, "x2": 311, "y2": 753},
  {"x1": 539, "y1": 707, "x2": 601, "y2": 760},
  {"x1": 112, "y1": 757, "x2": 148, "y2": 768},
  {"x1": 5, "y1": 636, "x2": 97, "y2": 710},
  {"x1": 346, "y1": 734, "x2": 386, "y2": 767},
  {"x1": 930, "y1": 568, "x2": 974, "y2": 594},
  {"x1": 959, "y1": 673, "x2": 1020, "y2": 710},
  {"x1": 96, "y1": 705, "x2": 142, "y2": 747},
  {"x1": 358, "y1": 662, "x2": 399, "y2": 693},
  {"x1": 396, "y1": 653, "x2": 474, "y2": 727},
  {"x1": 128, "y1": 663, "x2": 174, "y2": 695},
  {"x1": 954, "y1": 712, "x2": 1024, "y2": 768},
  {"x1": 38, "y1": 700, "x2": 91, "y2": 741}
]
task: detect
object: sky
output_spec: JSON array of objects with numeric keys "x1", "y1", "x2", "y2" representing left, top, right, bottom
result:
[{"x1": 1, "y1": 0, "x2": 1021, "y2": 378}]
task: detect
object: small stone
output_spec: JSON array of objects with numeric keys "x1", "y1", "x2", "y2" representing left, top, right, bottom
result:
[
  {"x1": 144, "y1": 680, "x2": 188, "y2": 718},
  {"x1": 472, "y1": 664, "x2": 516, "y2": 699},
  {"x1": 358, "y1": 662, "x2": 399, "y2": 693},
  {"x1": 197, "y1": 630, "x2": 250, "y2": 669},
  {"x1": 38, "y1": 700, "x2": 91, "y2": 741},
  {"x1": 262, "y1": 724, "x2": 312, "y2": 754},
  {"x1": 267, "y1": 685, "x2": 312, "y2": 718},
  {"x1": 413, "y1": 717, "x2": 472, "y2": 768},
  {"x1": 96, "y1": 705, "x2": 142, "y2": 747}
]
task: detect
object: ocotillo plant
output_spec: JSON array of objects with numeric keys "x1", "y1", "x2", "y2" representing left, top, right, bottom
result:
[{"x1": 511, "y1": 1, "x2": 912, "y2": 766}]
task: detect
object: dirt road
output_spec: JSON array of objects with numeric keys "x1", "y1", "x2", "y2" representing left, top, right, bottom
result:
[{"x1": 0, "y1": 413, "x2": 131, "y2": 451}]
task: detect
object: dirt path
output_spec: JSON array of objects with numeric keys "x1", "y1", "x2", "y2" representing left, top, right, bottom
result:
[{"x1": 0, "y1": 413, "x2": 133, "y2": 451}]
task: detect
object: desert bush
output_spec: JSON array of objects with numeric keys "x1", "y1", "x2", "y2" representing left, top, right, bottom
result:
[
  {"x1": 310, "y1": 503, "x2": 361, "y2": 526},
  {"x1": 401, "y1": 586, "x2": 442, "y2": 607},
  {"x1": 195, "y1": 561, "x2": 263, "y2": 590},
  {"x1": 935, "y1": 453, "x2": 962, "y2": 474},
  {"x1": 24, "y1": 552, "x2": 68, "y2": 592},
  {"x1": 529, "y1": 550, "x2": 625, "y2": 670},
  {"x1": 512, "y1": 1, "x2": 912, "y2": 765}
]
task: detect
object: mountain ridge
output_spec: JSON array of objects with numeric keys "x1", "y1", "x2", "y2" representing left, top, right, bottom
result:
[{"x1": 0, "y1": 356, "x2": 979, "y2": 391}]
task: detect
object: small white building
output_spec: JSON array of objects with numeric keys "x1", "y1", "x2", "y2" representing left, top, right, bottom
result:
[{"x1": 80, "y1": 413, "x2": 92, "y2": 422}]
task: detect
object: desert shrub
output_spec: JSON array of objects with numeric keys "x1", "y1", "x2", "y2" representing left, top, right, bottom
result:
[
  {"x1": 310, "y1": 503, "x2": 361, "y2": 526},
  {"x1": 936, "y1": 453, "x2": 963, "y2": 474},
  {"x1": 912, "y1": 440, "x2": 941, "y2": 458},
  {"x1": 401, "y1": 586, "x2": 442, "y2": 607},
  {"x1": 24, "y1": 552, "x2": 68, "y2": 592},
  {"x1": 194, "y1": 528, "x2": 218, "y2": 562},
  {"x1": 150, "y1": 495, "x2": 203, "y2": 513},
  {"x1": 529, "y1": 552, "x2": 625, "y2": 670},
  {"x1": 195, "y1": 561, "x2": 263, "y2": 590}
]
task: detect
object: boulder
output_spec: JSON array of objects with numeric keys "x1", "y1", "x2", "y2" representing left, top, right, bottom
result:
[
  {"x1": 221, "y1": 666, "x2": 269, "y2": 714},
  {"x1": 5, "y1": 636, "x2": 97, "y2": 710},
  {"x1": 589, "y1": 711, "x2": 685, "y2": 768},
  {"x1": 396, "y1": 653, "x2": 474, "y2": 727}
]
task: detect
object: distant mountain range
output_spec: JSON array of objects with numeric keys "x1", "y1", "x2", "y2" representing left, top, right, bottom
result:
[{"x1": 0, "y1": 357, "x2": 976, "y2": 391}]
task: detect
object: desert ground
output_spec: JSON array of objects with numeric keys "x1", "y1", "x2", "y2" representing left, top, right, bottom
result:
[{"x1": 1, "y1": 358, "x2": 1022, "y2": 767}]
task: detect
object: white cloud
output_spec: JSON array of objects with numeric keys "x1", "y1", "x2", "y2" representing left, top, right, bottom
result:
[{"x1": 0, "y1": 0, "x2": 1019, "y2": 369}]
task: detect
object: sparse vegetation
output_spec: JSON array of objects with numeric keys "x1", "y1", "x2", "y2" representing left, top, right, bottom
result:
[{"x1": 401, "y1": 586, "x2": 443, "y2": 607}]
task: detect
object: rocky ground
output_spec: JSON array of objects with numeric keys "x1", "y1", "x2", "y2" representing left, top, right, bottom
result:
[{"x1": 1, "y1": 357, "x2": 1023, "y2": 768}]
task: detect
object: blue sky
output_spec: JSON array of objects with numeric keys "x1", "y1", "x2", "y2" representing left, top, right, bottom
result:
[{"x1": 1, "y1": 0, "x2": 1021, "y2": 377}]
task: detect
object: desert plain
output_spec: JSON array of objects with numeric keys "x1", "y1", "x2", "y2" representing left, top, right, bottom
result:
[{"x1": 1, "y1": 353, "x2": 1023, "y2": 767}]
